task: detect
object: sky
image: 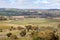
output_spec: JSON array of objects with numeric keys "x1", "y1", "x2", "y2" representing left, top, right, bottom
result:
[{"x1": 0, "y1": 0, "x2": 60, "y2": 9}]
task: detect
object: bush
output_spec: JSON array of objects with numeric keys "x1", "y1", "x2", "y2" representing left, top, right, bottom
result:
[
  {"x1": 10, "y1": 35, "x2": 18, "y2": 39},
  {"x1": 20, "y1": 30, "x2": 26, "y2": 37},
  {"x1": 25, "y1": 25, "x2": 32, "y2": 31},
  {"x1": 31, "y1": 30, "x2": 59, "y2": 40},
  {"x1": 0, "y1": 29, "x2": 3, "y2": 32},
  {"x1": 6, "y1": 33, "x2": 12, "y2": 37},
  {"x1": 17, "y1": 26, "x2": 24, "y2": 30},
  {"x1": 57, "y1": 24, "x2": 60, "y2": 28}
]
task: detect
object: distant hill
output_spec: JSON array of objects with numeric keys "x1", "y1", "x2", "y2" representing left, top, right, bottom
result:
[
  {"x1": 46, "y1": 9, "x2": 60, "y2": 11},
  {"x1": 0, "y1": 8, "x2": 60, "y2": 17}
]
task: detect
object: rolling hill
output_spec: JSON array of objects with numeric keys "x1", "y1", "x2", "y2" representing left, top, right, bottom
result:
[{"x1": 0, "y1": 8, "x2": 60, "y2": 17}]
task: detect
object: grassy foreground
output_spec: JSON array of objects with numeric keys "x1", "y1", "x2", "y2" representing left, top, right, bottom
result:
[{"x1": 0, "y1": 18, "x2": 60, "y2": 40}]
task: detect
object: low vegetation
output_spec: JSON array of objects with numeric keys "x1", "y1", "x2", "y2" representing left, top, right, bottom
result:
[{"x1": 0, "y1": 18, "x2": 60, "y2": 40}]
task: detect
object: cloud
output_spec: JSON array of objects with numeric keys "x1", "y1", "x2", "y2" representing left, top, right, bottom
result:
[
  {"x1": 0, "y1": 0, "x2": 60, "y2": 9},
  {"x1": 34, "y1": 0, "x2": 49, "y2": 4}
]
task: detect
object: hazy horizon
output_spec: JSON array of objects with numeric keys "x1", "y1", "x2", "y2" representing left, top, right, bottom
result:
[{"x1": 0, "y1": 0, "x2": 60, "y2": 9}]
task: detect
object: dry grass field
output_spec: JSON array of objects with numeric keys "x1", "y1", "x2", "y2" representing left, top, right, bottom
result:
[
  {"x1": 0, "y1": 18, "x2": 60, "y2": 40},
  {"x1": 0, "y1": 18, "x2": 60, "y2": 27}
]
